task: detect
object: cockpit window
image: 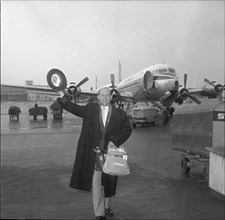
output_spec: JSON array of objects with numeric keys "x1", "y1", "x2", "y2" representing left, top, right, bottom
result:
[
  {"x1": 159, "y1": 68, "x2": 168, "y2": 73},
  {"x1": 168, "y1": 68, "x2": 175, "y2": 73},
  {"x1": 156, "y1": 68, "x2": 176, "y2": 77}
]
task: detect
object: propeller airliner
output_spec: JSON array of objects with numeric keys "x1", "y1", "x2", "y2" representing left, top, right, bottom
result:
[{"x1": 1, "y1": 63, "x2": 224, "y2": 119}]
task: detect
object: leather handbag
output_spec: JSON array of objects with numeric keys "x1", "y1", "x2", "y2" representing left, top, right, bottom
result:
[{"x1": 103, "y1": 146, "x2": 130, "y2": 176}]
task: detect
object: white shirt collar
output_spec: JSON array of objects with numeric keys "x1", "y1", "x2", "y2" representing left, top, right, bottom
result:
[{"x1": 101, "y1": 105, "x2": 109, "y2": 111}]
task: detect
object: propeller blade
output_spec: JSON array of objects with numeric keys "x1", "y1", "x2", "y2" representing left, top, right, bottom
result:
[
  {"x1": 184, "y1": 73, "x2": 187, "y2": 89},
  {"x1": 188, "y1": 94, "x2": 201, "y2": 104},
  {"x1": 204, "y1": 78, "x2": 215, "y2": 87},
  {"x1": 76, "y1": 77, "x2": 89, "y2": 88},
  {"x1": 110, "y1": 74, "x2": 115, "y2": 88}
]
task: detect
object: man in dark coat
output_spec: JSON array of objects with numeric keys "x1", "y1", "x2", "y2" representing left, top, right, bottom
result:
[{"x1": 57, "y1": 87, "x2": 132, "y2": 220}]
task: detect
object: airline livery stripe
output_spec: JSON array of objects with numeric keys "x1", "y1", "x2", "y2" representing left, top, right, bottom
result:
[
  {"x1": 153, "y1": 75, "x2": 177, "y2": 80},
  {"x1": 119, "y1": 75, "x2": 177, "y2": 91}
]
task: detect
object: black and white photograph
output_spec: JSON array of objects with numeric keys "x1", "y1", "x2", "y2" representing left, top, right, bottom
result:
[{"x1": 1, "y1": 1, "x2": 224, "y2": 219}]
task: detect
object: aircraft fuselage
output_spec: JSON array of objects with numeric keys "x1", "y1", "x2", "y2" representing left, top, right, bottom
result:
[{"x1": 117, "y1": 64, "x2": 179, "y2": 102}]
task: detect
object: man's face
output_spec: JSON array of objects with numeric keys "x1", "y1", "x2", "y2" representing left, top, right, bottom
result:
[{"x1": 98, "y1": 88, "x2": 112, "y2": 106}]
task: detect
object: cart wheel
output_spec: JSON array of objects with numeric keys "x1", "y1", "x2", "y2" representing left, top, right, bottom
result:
[{"x1": 181, "y1": 158, "x2": 190, "y2": 174}]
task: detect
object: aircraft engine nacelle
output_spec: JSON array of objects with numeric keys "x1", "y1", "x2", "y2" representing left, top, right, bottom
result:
[
  {"x1": 47, "y1": 68, "x2": 89, "y2": 100},
  {"x1": 66, "y1": 82, "x2": 81, "y2": 97},
  {"x1": 143, "y1": 71, "x2": 154, "y2": 90},
  {"x1": 179, "y1": 88, "x2": 189, "y2": 99},
  {"x1": 174, "y1": 88, "x2": 189, "y2": 105},
  {"x1": 110, "y1": 88, "x2": 119, "y2": 100},
  {"x1": 202, "y1": 83, "x2": 223, "y2": 98},
  {"x1": 174, "y1": 96, "x2": 184, "y2": 105}
]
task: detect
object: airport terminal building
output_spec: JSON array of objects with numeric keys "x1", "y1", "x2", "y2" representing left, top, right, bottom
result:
[{"x1": 1, "y1": 81, "x2": 59, "y2": 102}]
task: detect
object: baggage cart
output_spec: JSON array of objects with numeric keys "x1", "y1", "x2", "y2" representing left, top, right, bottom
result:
[
  {"x1": 50, "y1": 101, "x2": 63, "y2": 120},
  {"x1": 171, "y1": 99, "x2": 225, "y2": 176},
  {"x1": 131, "y1": 106, "x2": 157, "y2": 128},
  {"x1": 8, "y1": 105, "x2": 21, "y2": 120},
  {"x1": 28, "y1": 106, "x2": 48, "y2": 120}
]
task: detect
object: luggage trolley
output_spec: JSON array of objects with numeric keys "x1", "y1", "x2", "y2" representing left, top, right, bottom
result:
[
  {"x1": 171, "y1": 99, "x2": 225, "y2": 176},
  {"x1": 50, "y1": 101, "x2": 63, "y2": 120},
  {"x1": 130, "y1": 106, "x2": 157, "y2": 128}
]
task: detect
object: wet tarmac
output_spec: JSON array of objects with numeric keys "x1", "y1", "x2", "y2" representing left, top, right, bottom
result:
[{"x1": 1, "y1": 102, "x2": 225, "y2": 219}]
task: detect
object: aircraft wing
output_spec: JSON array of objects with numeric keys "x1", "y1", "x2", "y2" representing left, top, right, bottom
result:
[
  {"x1": 119, "y1": 91, "x2": 133, "y2": 98},
  {"x1": 115, "y1": 91, "x2": 134, "y2": 103},
  {"x1": 1, "y1": 83, "x2": 99, "y2": 100},
  {"x1": 188, "y1": 82, "x2": 223, "y2": 99},
  {"x1": 188, "y1": 88, "x2": 204, "y2": 95},
  {"x1": 182, "y1": 88, "x2": 204, "y2": 99},
  {"x1": 76, "y1": 89, "x2": 98, "y2": 99}
]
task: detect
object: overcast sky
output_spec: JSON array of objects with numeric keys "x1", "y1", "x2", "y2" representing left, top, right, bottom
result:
[{"x1": 1, "y1": 1, "x2": 224, "y2": 90}]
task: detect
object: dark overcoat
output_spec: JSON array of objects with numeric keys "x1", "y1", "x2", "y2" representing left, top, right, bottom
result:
[{"x1": 58, "y1": 95, "x2": 132, "y2": 197}]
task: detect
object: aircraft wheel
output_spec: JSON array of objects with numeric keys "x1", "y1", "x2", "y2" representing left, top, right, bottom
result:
[
  {"x1": 132, "y1": 122, "x2": 136, "y2": 128},
  {"x1": 181, "y1": 158, "x2": 190, "y2": 174}
]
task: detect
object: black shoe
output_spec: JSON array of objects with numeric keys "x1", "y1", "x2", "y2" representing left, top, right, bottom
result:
[
  {"x1": 105, "y1": 207, "x2": 113, "y2": 216},
  {"x1": 95, "y1": 216, "x2": 106, "y2": 220}
]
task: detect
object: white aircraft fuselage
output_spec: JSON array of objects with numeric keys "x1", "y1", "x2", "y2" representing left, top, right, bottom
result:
[{"x1": 117, "y1": 64, "x2": 179, "y2": 102}]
